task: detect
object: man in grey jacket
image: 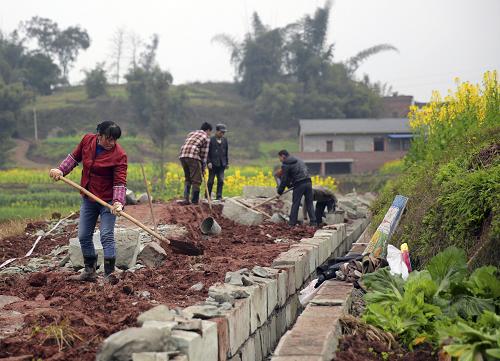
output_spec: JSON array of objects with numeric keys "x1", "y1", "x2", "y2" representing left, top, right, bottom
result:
[{"x1": 277, "y1": 150, "x2": 317, "y2": 226}]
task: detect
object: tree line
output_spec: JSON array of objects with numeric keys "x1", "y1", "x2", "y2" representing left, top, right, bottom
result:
[{"x1": 214, "y1": 1, "x2": 397, "y2": 127}]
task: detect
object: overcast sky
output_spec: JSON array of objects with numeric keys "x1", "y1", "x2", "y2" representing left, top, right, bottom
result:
[{"x1": 2, "y1": 0, "x2": 499, "y2": 102}]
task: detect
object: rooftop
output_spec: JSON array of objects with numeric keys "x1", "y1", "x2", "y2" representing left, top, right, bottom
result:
[{"x1": 299, "y1": 118, "x2": 411, "y2": 135}]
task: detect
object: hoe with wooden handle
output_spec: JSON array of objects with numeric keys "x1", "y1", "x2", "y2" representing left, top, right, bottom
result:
[{"x1": 59, "y1": 176, "x2": 203, "y2": 256}]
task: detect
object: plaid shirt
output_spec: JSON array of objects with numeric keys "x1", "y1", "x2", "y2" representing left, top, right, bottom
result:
[{"x1": 179, "y1": 130, "x2": 210, "y2": 162}]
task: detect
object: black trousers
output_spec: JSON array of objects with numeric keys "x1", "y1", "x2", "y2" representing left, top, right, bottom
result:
[
  {"x1": 207, "y1": 165, "x2": 225, "y2": 199},
  {"x1": 315, "y1": 199, "x2": 336, "y2": 223},
  {"x1": 289, "y1": 179, "x2": 316, "y2": 226}
]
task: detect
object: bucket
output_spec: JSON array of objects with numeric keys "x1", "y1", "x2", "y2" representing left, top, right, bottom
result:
[{"x1": 200, "y1": 217, "x2": 222, "y2": 235}]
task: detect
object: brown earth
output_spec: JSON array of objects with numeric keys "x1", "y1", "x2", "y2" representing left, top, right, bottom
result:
[
  {"x1": 335, "y1": 333, "x2": 438, "y2": 361},
  {"x1": 0, "y1": 201, "x2": 315, "y2": 360}
]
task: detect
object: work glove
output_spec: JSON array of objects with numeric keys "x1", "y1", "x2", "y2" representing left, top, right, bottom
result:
[
  {"x1": 207, "y1": 163, "x2": 213, "y2": 170},
  {"x1": 49, "y1": 168, "x2": 63, "y2": 181},
  {"x1": 111, "y1": 202, "x2": 123, "y2": 216},
  {"x1": 277, "y1": 189, "x2": 283, "y2": 196}
]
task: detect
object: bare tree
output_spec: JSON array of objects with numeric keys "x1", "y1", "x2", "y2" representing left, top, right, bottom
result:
[
  {"x1": 109, "y1": 27, "x2": 126, "y2": 84},
  {"x1": 127, "y1": 31, "x2": 143, "y2": 70}
]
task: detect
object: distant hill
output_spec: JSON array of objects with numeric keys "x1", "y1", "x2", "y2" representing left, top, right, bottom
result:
[{"x1": 18, "y1": 82, "x2": 298, "y2": 164}]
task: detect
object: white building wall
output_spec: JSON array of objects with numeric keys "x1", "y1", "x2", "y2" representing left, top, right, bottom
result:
[{"x1": 302, "y1": 134, "x2": 375, "y2": 152}]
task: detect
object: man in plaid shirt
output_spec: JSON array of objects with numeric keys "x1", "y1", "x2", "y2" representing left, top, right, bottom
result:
[{"x1": 179, "y1": 122, "x2": 212, "y2": 204}]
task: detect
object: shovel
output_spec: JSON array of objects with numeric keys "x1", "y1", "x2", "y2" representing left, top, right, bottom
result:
[{"x1": 59, "y1": 176, "x2": 203, "y2": 256}]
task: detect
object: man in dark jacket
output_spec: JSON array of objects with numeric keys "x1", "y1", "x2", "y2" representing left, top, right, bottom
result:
[
  {"x1": 207, "y1": 124, "x2": 229, "y2": 200},
  {"x1": 313, "y1": 186, "x2": 337, "y2": 223},
  {"x1": 277, "y1": 150, "x2": 317, "y2": 226}
]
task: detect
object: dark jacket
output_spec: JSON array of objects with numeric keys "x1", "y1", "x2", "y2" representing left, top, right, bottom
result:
[
  {"x1": 313, "y1": 186, "x2": 337, "y2": 203},
  {"x1": 277, "y1": 155, "x2": 310, "y2": 194},
  {"x1": 207, "y1": 136, "x2": 228, "y2": 167}
]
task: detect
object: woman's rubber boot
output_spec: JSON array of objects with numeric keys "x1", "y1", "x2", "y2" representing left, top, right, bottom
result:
[
  {"x1": 104, "y1": 258, "x2": 118, "y2": 285},
  {"x1": 191, "y1": 190, "x2": 200, "y2": 205},
  {"x1": 180, "y1": 185, "x2": 191, "y2": 205},
  {"x1": 70, "y1": 255, "x2": 97, "y2": 282}
]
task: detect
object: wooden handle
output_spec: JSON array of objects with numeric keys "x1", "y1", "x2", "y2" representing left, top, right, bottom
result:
[
  {"x1": 201, "y1": 162, "x2": 212, "y2": 211},
  {"x1": 140, "y1": 163, "x2": 157, "y2": 232},
  {"x1": 250, "y1": 187, "x2": 293, "y2": 210},
  {"x1": 59, "y1": 176, "x2": 170, "y2": 244}
]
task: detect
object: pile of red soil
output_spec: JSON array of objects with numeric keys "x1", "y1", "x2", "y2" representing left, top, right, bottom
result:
[{"x1": 0, "y1": 201, "x2": 315, "y2": 360}]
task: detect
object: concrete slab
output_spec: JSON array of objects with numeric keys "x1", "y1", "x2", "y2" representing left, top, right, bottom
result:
[{"x1": 222, "y1": 198, "x2": 264, "y2": 226}]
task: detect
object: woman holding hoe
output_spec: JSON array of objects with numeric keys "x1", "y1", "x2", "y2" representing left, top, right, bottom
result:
[{"x1": 49, "y1": 121, "x2": 127, "y2": 283}]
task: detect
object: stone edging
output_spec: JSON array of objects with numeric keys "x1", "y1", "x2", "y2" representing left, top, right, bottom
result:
[{"x1": 97, "y1": 218, "x2": 370, "y2": 361}]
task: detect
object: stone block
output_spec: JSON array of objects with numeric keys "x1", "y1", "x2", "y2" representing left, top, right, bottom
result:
[
  {"x1": 137, "y1": 305, "x2": 174, "y2": 325},
  {"x1": 270, "y1": 314, "x2": 278, "y2": 349},
  {"x1": 244, "y1": 282, "x2": 268, "y2": 333},
  {"x1": 96, "y1": 327, "x2": 171, "y2": 361},
  {"x1": 301, "y1": 238, "x2": 328, "y2": 266},
  {"x1": 242, "y1": 186, "x2": 276, "y2": 199},
  {"x1": 272, "y1": 265, "x2": 295, "y2": 299},
  {"x1": 132, "y1": 353, "x2": 169, "y2": 361},
  {"x1": 226, "y1": 298, "x2": 251, "y2": 357},
  {"x1": 240, "y1": 336, "x2": 256, "y2": 361},
  {"x1": 138, "y1": 242, "x2": 167, "y2": 268},
  {"x1": 259, "y1": 321, "x2": 271, "y2": 358},
  {"x1": 200, "y1": 320, "x2": 218, "y2": 361},
  {"x1": 254, "y1": 329, "x2": 263, "y2": 361},
  {"x1": 272, "y1": 249, "x2": 308, "y2": 290},
  {"x1": 142, "y1": 320, "x2": 177, "y2": 331},
  {"x1": 285, "y1": 294, "x2": 300, "y2": 329},
  {"x1": 171, "y1": 330, "x2": 203, "y2": 361},
  {"x1": 222, "y1": 198, "x2": 264, "y2": 226},
  {"x1": 325, "y1": 211, "x2": 344, "y2": 225},
  {"x1": 252, "y1": 276, "x2": 277, "y2": 316},
  {"x1": 276, "y1": 307, "x2": 287, "y2": 337},
  {"x1": 114, "y1": 229, "x2": 141, "y2": 269},
  {"x1": 212, "y1": 317, "x2": 229, "y2": 361},
  {"x1": 291, "y1": 243, "x2": 318, "y2": 276},
  {"x1": 69, "y1": 237, "x2": 103, "y2": 269}
]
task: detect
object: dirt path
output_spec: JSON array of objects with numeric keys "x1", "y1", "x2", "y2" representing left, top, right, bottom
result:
[{"x1": 11, "y1": 139, "x2": 49, "y2": 168}]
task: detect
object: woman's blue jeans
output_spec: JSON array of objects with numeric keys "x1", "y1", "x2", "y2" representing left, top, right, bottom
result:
[{"x1": 78, "y1": 197, "x2": 116, "y2": 259}]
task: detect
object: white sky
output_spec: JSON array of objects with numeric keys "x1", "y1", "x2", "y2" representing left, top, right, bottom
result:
[{"x1": 2, "y1": 0, "x2": 499, "y2": 102}]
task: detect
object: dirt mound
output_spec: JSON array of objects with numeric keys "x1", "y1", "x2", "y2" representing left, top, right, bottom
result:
[{"x1": 0, "y1": 201, "x2": 315, "y2": 360}]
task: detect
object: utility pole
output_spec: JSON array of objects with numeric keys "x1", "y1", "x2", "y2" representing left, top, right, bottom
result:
[{"x1": 33, "y1": 107, "x2": 38, "y2": 142}]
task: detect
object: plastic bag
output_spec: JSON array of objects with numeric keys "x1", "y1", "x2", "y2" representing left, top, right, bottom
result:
[
  {"x1": 299, "y1": 278, "x2": 323, "y2": 306},
  {"x1": 387, "y1": 244, "x2": 409, "y2": 280}
]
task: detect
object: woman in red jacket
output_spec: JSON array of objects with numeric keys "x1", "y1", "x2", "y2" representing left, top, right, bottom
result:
[{"x1": 49, "y1": 121, "x2": 127, "y2": 282}]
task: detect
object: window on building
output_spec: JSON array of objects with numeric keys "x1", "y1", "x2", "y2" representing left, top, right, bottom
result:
[
  {"x1": 344, "y1": 138, "x2": 355, "y2": 151},
  {"x1": 326, "y1": 140, "x2": 333, "y2": 152},
  {"x1": 326, "y1": 162, "x2": 351, "y2": 175},
  {"x1": 374, "y1": 137, "x2": 385, "y2": 151}
]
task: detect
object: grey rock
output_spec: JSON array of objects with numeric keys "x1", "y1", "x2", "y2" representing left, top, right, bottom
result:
[
  {"x1": 251, "y1": 266, "x2": 269, "y2": 278},
  {"x1": 114, "y1": 229, "x2": 141, "y2": 269},
  {"x1": 270, "y1": 213, "x2": 286, "y2": 224},
  {"x1": 69, "y1": 237, "x2": 103, "y2": 269},
  {"x1": 208, "y1": 289, "x2": 235, "y2": 305},
  {"x1": 138, "y1": 242, "x2": 167, "y2": 268},
  {"x1": 189, "y1": 282, "x2": 204, "y2": 291},
  {"x1": 225, "y1": 272, "x2": 243, "y2": 286},
  {"x1": 132, "y1": 352, "x2": 169, "y2": 361},
  {"x1": 126, "y1": 189, "x2": 138, "y2": 205},
  {"x1": 241, "y1": 275, "x2": 254, "y2": 286},
  {"x1": 220, "y1": 302, "x2": 233, "y2": 310},
  {"x1": 183, "y1": 305, "x2": 221, "y2": 319},
  {"x1": 58, "y1": 254, "x2": 70, "y2": 267},
  {"x1": 140, "y1": 291, "x2": 151, "y2": 299},
  {"x1": 173, "y1": 319, "x2": 202, "y2": 332},
  {"x1": 96, "y1": 327, "x2": 171, "y2": 361},
  {"x1": 137, "y1": 305, "x2": 175, "y2": 326},
  {"x1": 142, "y1": 320, "x2": 178, "y2": 331},
  {"x1": 230, "y1": 289, "x2": 250, "y2": 299},
  {"x1": 222, "y1": 198, "x2": 264, "y2": 226},
  {"x1": 137, "y1": 193, "x2": 152, "y2": 204}
]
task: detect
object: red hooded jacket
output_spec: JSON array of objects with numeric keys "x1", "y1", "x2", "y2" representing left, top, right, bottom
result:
[{"x1": 59, "y1": 134, "x2": 128, "y2": 203}]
